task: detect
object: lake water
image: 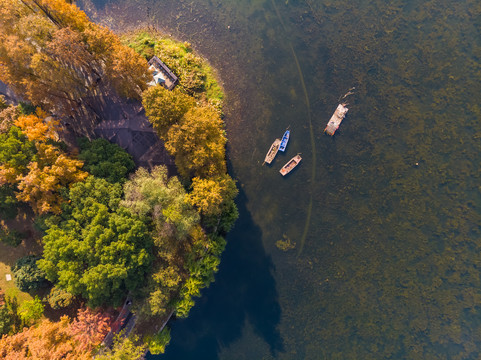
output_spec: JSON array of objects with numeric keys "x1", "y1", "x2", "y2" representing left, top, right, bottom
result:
[{"x1": 79, "y1": 0, "x2": 481, "y2": 358}]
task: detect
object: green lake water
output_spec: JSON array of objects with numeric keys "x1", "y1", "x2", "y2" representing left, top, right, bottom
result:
[{"x1": 79, "y1": 0, "x2": 481, "y2": 358}]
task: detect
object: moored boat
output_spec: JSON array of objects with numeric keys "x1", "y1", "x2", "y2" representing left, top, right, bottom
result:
[
  {"x1": 279, "y1": 130, "x2": 290, "y2": 152},
  {"x1": 264, "y1": 138, "x2": 281, "y2": 164},
  {"x1": 324, "y1": 103, "x2": 349, "y2": 136},
  {"x1": 280, "y1": 154, "x2": 302, "y2": 176}
]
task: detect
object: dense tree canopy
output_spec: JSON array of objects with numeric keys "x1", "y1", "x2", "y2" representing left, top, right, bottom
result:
[
  {"x1": 96, "y1": 335, "x2": 146, "y2": 360},
  {"x1": 0, "y1": 112, "x2": 87, "y2": 213},
  {"x1": 0, "y1": 311, "x2": 109, "y2": 360},
  {"x1": 0, "y1": 126, "x2": 36, "y2": 184},
  {"x1": 165, "y1": 106, "x2": 227, "y2": 179},
  {"x1": 78, "y1": 137, "x2": 135, "y2": 183},
  {"x1": 47, "y1": 286, "x2": 75, "y2": 309},
  {"x1": 122, "y1": 166, "x2": 199, "y2": 241},
  {"x1": 187, "y1": 174, "x2": 238, "y2": 217},
  {"x1": 18, "y1": 296, "x2": 44, "y2": 325},
  {"x1": 69, "y1": 308, "x2": 111, "y2": 352},
  {"x1": 13, "y1": 255, "x2": 49, "y2": 292},
  {"x1": 0, "y1": 0, "x2": 150, "y2": 130},
  {"x1": 142, "y1": 86, "x2": 195, "y2": 140},
  {"x1": 122, "y1": 166, "x2": 198, "y2": 317},
  {"x1": 38, "y1": 176, "x2": 153, "y2": 307},
  {"x1": 0, "y1": 295, "x2": 21, "y2": 336}
]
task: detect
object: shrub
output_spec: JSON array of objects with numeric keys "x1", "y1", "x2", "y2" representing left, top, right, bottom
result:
[
  {"x1": 46, "y1": 287, "x2": 74, "y2": 309},
  {"x1": 18, "y1": 296, "x2": 44, "y2": 324},
  {"x1": 78, "y1": 137, "x2": 135, "y2": 184},
  {"x1": 17, "y1": 102, "x2": 36, "y2": 116},
  {"x1": 13, "y1": 255, "x2": 49, "y2": 291},
  {"x1": 0, "y1": 227, "x2": 23, "y2": 247},
  {"x1": 0, "y1": 295, "x2": 21, "y2": 335},
  {"x1": 146, "y1": 328, "x2": 171, "y2": 355},
  {"x1": 0, "y1": 184, "x2": 19, "y2": 219}
]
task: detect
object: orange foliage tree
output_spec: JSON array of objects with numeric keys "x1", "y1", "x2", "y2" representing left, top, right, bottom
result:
[
  {"x1": 0, "y1": 0, "x2": 150, "y2": 131},
  {"x1": 0, "y1": 311, "x2": 110, "y2": 360},
  {"x1": 0, "y1": 110, "x2": 87, "y2": 214},
  {"x1": 69, "y1": 308, "x2": 112, "y2": 352}
]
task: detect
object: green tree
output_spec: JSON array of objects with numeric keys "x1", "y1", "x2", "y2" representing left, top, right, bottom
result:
[
  {"x1": 47, "y1": 286, "x2": 75, "y2": 309},
  {"x1": 0, "y1": 226, "x2": 23, "y2": 247},
  {"x1": 0, "y1": 295, "x2": 22, "y2": 336},
  {"x1": 38, "y1": 176, "x2": 153, "y2": 307},
  {"x1": 97, "y1": 335, "x2": 147, "y2": 360},
  {"x1": 78, "y1": 137, "x2": 135, "y2": 183},
  {"x1": 142, "y1": 86, "x2": 195, "y2": 140},
  {"x1": 174, "y1": 231, "x2": 226, "y2": 318},
  {"x1": 122, "y1": 166, "x2": 199, "y2": 240},
  {"x1": 122, "y1": 166, "x2": 201, "y2": 317},
  {"x1": 0, "y1": 126, "x2": 36, "y2": 184},
  {"x1": 13, "y1": 255, "x2": 49, "y2": 292},
  {"x1": 0, "y1": 306, "x2": 13, "y2": 336},
  {"x1": 0, "y1": 184, "x2": 19, "y2": 219},
  {"x1": 146, "y1": 328, "x2": 171, "y2": 355},
  {"x1": 18, "y1": 296, "x2": 44, "y2": 325}
]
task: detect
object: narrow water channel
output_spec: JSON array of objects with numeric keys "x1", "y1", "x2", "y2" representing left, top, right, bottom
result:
[{"x1": 79, "y1": 0, "x2": 481, "y2": 358}]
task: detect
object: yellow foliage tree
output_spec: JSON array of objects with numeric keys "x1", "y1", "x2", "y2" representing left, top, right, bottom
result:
[
  {"x1": 16, "y1": 151, "x2": 87, "y2": 214},
  {"x1": 0, "y1": 0, "x2": 150, "y2": 129},
  {"x1": 14, "y1": 109, "x2": 59, "y2": 142},
  {"x1": 165, "y1": 106, "x2": 227, "y2": 179},
  {"x1": 187, "y1": 175, "x2": 238, "y2": 216},
  {"x1": 0, "y1": 112, "x2": 87, "y2": 214}
]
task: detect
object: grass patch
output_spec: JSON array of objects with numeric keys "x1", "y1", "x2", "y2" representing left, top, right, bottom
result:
[
  {"x1": 0, "y1": 210, "x2": 43, "y2": 306},
  {"x1": 122, "y1": 30, "x2": 224, "y2": 107},
  {"x1": 0, "y1": 244, "x2": 34, "y2": 304}
]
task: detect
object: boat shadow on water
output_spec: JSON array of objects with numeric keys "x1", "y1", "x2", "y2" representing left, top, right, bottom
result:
[{"x1": 155, "y1": 186, "x2": 284, "y2": 360}]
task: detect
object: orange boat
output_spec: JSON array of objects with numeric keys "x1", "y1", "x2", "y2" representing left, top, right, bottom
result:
[{"x1": 279, "y1": 155, "x2": 302, "y2": 176}]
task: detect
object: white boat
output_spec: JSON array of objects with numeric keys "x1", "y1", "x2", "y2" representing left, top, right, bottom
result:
[
  {"x1": 324, "y1": 103, "x2": 348, "y2": 135},
  {"x1": 264, "y1": 138, "x2": 281, "y2": 164}
]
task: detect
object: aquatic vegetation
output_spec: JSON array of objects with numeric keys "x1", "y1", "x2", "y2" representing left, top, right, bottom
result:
[
  {"x1": 76, "y1": 0, "x2": 481, "y2": 358},
  {"x1": 275, "y1": 234, "x2": 296, "y2": 251}
]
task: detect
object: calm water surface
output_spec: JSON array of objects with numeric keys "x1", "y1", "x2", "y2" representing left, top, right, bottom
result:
[{"x1": 80, "y1": 0, "x2": 481, "y2": 358}]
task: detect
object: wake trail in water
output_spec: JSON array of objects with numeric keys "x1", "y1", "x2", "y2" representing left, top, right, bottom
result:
[{"x1": 270, "y1": 0, "x2": 316, "y2": 257}]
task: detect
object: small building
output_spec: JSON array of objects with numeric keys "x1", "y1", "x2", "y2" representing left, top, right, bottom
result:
[{"x1": 148, "y1": 56, "x2": 179, "y2": 91}]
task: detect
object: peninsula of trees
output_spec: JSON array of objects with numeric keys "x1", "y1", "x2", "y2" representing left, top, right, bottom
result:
[{"x1": 0, "y1": 0, "x2": 237, "y2": 357}]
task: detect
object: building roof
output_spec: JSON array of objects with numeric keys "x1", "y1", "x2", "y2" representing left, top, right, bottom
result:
[{"x1": 148, "y1": 56, "x2": 179, "y2": 90}]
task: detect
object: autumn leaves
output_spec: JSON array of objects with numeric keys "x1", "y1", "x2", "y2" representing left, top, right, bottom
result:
[
  {"x1": 0, "y1": 110, "x2": 87, "y2": 214},
  {"x1": 0, "y1": 0, "x2": 151, "y2": 132},
  {"x1": 142, "y1": 86, "x2": 238, "y2": 223}
]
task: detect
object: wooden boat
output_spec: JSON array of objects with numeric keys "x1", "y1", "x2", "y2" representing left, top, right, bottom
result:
[
  {"x1": 280, "y1": 154, "x2": 302, "y2": 176},
  {"x1": 279, "y1": 130, "x2": 290, "y2": 152},
  {"x1": 264, "y1": 138, "x2": 281, "y2": 164},
  {"x1": 324, "y1": 103, "x2": 349, "y2": 135}
]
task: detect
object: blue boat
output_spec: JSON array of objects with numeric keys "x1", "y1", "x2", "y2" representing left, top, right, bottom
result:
[{"x1": 279, "y1": 130, "x2": 290, "y2": 152}]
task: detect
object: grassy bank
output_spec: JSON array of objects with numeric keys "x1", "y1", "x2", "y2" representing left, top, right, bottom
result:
[{"x1": 122, "y1": 31, "x2": 224, "y2": 108}]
